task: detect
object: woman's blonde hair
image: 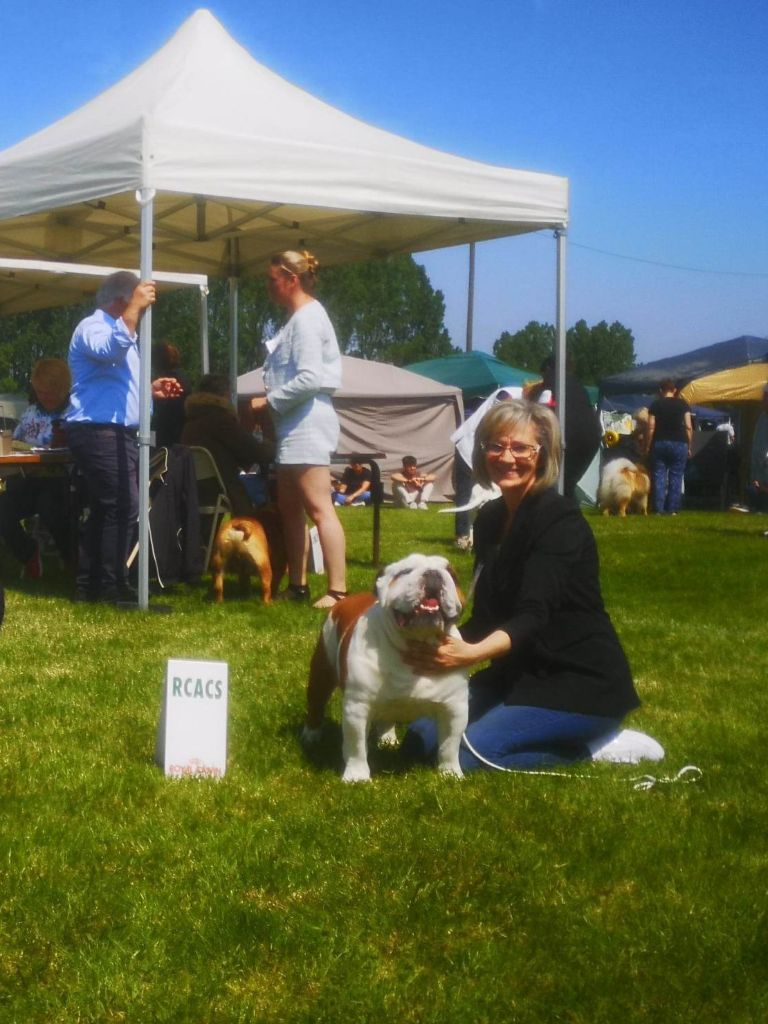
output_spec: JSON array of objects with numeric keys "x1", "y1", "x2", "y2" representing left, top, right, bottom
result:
[
  {"x1": 472, "y1": 399, "x2": 561, "y2": 494},
  {"x1": 270, "y1": 250, "x2": 320, "y2": 294},
  {"x1": 30, "y1": 358, "x2": 71, "y2": 402}
]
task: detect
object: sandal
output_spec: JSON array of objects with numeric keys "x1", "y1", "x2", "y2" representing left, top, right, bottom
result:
[
  {"x1": 274, "y1": 583, "x2": 311, "y2": 604},
  {"x1": 312, "y1": 589, "x2": 348, "y2": 610}
]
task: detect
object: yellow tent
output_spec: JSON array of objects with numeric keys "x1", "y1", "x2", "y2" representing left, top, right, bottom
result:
[{"x1": 680, "y1": 363, "x2": 768, "y2": 405}]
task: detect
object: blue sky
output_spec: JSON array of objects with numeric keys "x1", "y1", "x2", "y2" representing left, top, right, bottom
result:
[{"x1": 2, "y1": 0, "x2": 766, "y2": 363}]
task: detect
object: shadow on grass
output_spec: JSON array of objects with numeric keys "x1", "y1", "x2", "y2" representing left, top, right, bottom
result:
[{"x1": 288, "y1": 718, "x2": 413, "y2": 779}]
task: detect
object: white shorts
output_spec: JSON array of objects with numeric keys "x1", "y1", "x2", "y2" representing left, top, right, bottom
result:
[{"x1": 273, "y1": 394, "x2": 339, "y2": 466}]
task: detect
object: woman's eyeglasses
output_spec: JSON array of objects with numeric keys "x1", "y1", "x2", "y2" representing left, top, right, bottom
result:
[{"x1": 482, "y1": 441, "x2": 540, "y2": 461}]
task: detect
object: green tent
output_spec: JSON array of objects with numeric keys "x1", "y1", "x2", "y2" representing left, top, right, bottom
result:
[{"x1": 405, "y1": 351, "x2": 534, "y2": 402}]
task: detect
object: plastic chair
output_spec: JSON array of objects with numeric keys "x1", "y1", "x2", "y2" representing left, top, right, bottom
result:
[{"x1": 187, "y1": 445, "x2": 232, "y2": 571}]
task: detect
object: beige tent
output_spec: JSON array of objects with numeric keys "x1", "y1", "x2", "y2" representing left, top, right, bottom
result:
[
  {"x1": 0, "y1": 8, "x2": 569, "y2": 605},
  {"x1": 239, "y1": 356, "x2": 464, "y2": 500}
]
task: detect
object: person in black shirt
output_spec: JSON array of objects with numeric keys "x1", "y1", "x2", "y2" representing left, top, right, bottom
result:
[
  {"x1": 331, "y1": 459, "x2": 371, "y2": 506},
  {"x1": 646, "y1": 379, "x2": 692, "y2": 514}
]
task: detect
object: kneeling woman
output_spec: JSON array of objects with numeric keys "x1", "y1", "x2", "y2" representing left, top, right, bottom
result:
[{"x1": 404, "y1": 399, "x2": 639, "y2": 772}]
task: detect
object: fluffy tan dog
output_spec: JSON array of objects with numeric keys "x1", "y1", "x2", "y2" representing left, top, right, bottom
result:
[
  {"x1": 210, "y1": 508, "x2": 286, "y2": 604},
  {"x1": 598, "y1": 458, "x2": 651, "y2": 517}
]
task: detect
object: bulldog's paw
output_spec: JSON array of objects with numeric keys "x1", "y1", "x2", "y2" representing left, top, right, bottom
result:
[
  {"x1": 301, "y1": 725, "x2": 323, "y2": 745},
  {"x1": 342, "y1": 760, "x2": 372, "y2": 783},
  {"x1": 375, "y1": 725, "x2": 399, "y2": 749},
  {"x1": 438, "y1": 762, "x2": 464, "y2": 779}
]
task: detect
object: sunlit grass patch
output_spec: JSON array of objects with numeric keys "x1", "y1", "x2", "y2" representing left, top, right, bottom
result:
[{"x1": 1, "y1": 508, "x2": 766, "y2": 1022}]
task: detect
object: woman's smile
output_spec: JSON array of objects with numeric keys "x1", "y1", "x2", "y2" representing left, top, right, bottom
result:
[{"x1": 485, "y1": 425, "x2": 541, "y2": 503}]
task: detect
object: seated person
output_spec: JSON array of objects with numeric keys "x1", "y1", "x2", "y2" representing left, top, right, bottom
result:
[
  {"x1": 181, "y1": 374, "x2": 274, "y2": 516},
  {"x1": 332, "y1": 459, "x2": 371, "y2": 506},
  {"x1": 0, "y1": 358, "x2": 73, "y2": 578},
  {"x1": 391, "y1": 455, "x2": 435, "y2": 509}
]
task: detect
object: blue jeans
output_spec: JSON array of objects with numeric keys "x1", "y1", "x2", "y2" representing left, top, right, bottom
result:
[
  {"x1": 651, "y1": 440, "x2": 688, "y2": 513},
  {"x1": 401, "y1": 684, "x2": 622, "y2": 772},
  {"x1": 332, "y1": 490, "x2": 370, "y2": 505},
  {"x1": 65, "y1": 423, "x2": 139, "y2": 597}
]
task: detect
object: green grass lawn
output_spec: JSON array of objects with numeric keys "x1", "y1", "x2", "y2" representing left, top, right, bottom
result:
[{"x1": 1, "y1": 507, "x2": 766, "y2": 1023}]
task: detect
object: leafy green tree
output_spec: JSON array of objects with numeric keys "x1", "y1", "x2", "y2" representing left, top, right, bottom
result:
[
  {"x1": 493, "y1": 321, "x2": 555, "y2": 373},
  {"x1": 152, "y1": 277, "x2": 279, "y2": 379},
  {"x1": 0, "y1": 255, "x2": 454, "y2": 390},
  {"x1": 567, "y1": 319, "x2": 636, "y2": 385},
  {"x1": 318, "y1": 255, "x2": 456, "y2": 364},
  {"x1": 0, "y1": 304, "x2": 88, "y2": 393},
  {"x1": 492, "y1": 318, "x2": 635, "y2": 385}
]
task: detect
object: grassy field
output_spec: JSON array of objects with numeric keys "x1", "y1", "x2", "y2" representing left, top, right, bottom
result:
[{"x1": 1, "y1": 506, "x2": 766, "y2": 1023}]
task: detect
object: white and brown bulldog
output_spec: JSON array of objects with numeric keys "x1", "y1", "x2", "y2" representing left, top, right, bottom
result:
[{"x1": 303, "y1": 554, "x2": 469, "y2": 782}]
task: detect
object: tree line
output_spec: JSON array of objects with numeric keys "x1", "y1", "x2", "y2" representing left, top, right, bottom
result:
[
  {"x1": 493, "y1": 320, "x2": 637, "y2": 386},
  {"x1": 0, "y1": 256, "x2": 456, "y2": 392},
  {"x1": 0, "y1": 255, "x2": 635, "y2": 392}
]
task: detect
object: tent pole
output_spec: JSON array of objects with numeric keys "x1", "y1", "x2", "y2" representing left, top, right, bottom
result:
[
  {"x1": 465, "y1": 242, "x2": 475, "y2": 352},
  {"x1": 200, "y1": 284, "x2": 210, "y2": 375},
  {"x1": 228, "y1": 238, "x2": 240, "y2": 404},
  {"x1": 555, "y1": 228, "x2": 567, "y2": 496},
  {"x1": 137, "y1": 188, "x2": 156, "y2": 611}
]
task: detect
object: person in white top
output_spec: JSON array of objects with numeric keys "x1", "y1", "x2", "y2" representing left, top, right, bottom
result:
[{"x1": 251, "y1": 250, "x2": 347, "y2": 608}]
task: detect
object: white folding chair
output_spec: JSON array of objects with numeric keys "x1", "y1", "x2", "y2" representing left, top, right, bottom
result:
[{"x1": 187, "y1": 446, "x2": 232, "y2": 571}]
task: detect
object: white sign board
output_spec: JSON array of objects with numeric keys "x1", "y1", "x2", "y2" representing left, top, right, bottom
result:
[
  {"x1": 309, "y1": 525, "x2": 324, "y2": 573},
  {"x1": 156, "y1": 658, "x2": 228, "y2": 778}
]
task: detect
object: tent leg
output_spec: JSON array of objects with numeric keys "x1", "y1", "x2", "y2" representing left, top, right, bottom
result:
[
  {"x1": 228, "y1": 238, "x2": 240, "y2": 404},
  {"x1": 555, "y1": 228, "x2": 567, "y2": 496},
  {"x1": 465, "y1": 241, "x2": 475, "y2": 352},
  {"x1": 137, "y1": 187, "x2": 156, "y2": 611},
  {"x1": 200, "y1": 284, "x2": 210, "y2": 375}
]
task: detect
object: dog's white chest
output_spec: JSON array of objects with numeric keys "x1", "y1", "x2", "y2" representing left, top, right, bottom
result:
[{"x1": 343, "y1": 612, "x2": 466, "y2": 716}]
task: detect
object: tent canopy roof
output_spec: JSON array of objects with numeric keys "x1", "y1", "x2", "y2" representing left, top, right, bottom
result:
[
  {"x1": 238, "y1": 354, "x2": 463, "y2": 400},
  {"x1": 601, "y1": 335, "x2": 768, "y2": 397},
  {"x1": 0, "y1": 257, "x2": 207, "y2": 315},
  {"x1": 405, "y1": 351, "x2": 536, "y2": 401},
  {"x1": 0, "y1": 9, "x2": 568, "y2": 281},
  {"x1": 680, "y1": 363, "x2": 768, "y2": 405}
]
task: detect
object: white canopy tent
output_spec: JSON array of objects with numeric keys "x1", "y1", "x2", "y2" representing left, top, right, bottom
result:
[
  {"x1": 0, "y1": 8, "x2": 569, "y2": 608},
  {"x1": 0, "y1": 258, "x2": 211, "y2": 373}
]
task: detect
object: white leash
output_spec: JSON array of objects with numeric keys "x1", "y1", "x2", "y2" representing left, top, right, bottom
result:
[{"x1": 460, "y1": 731, "x2": 703, "y2": 791}]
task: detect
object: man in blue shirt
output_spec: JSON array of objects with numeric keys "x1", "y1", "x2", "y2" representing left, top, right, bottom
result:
[{"x1": 64, "y1": 271, "x2": 157, "y2": 604}]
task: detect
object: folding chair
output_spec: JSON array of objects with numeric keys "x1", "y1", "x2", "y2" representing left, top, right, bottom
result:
[{"x1": 187, "y1": 445, "x2": 232, "y2": 571}]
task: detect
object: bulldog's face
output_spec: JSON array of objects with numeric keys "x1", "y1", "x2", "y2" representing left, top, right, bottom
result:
[{"x1": 375, "y1": 554, "x2": 463, "y2": 636}]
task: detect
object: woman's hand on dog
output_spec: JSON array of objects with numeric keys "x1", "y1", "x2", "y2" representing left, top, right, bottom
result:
[{"x1": 405, "y1": 629, "x2": 512, "y2": 674}]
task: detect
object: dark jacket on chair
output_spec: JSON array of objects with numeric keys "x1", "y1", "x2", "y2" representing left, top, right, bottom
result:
[
  {"x1": 181, "y1": 393, "x2": 274, "y2": 516},
  {"x1": 147, "y1": 445, "x2": 204, "y2": 584}
]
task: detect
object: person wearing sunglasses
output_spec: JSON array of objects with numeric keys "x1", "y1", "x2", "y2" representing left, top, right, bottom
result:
[{"x1": 403, "y1": 398, "x2": 640, "y2": 772}]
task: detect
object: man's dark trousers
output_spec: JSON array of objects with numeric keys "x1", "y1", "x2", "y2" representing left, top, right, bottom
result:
[{"x1": 65, "y1": 423, "x2": 139, "y2": 598}]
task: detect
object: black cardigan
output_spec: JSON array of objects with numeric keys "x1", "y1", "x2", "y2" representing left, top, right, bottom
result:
[{"x1": 463, "y1": 488, "x2": 640, "y2": 718}]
